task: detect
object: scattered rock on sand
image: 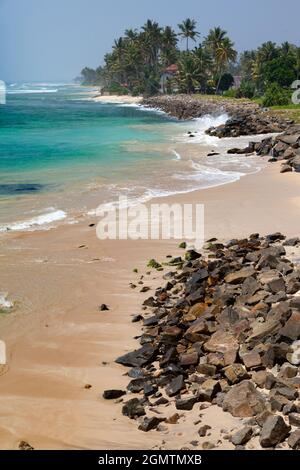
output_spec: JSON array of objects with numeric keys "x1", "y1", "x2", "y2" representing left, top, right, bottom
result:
[
  {"x1": 103, "y1": 389, "x2": 126, "y2": 400},
  {"x1": 260, "y1": 415, "x2": 291, "y2": 448}
]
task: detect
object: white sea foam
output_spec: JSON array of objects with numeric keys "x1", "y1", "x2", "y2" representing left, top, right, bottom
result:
[
  {"x1": 0, "y1": 294, "x2": 13, "y2": 310},
  {"x1": 172, "y1": 150, "x2": 182, "y2": 161},
  {"x1": 0, "y1": 210, "x2": 67, "y2": 233},
  {"x1": 7, "y1": 89, "x2": 58, "y2": 95}
]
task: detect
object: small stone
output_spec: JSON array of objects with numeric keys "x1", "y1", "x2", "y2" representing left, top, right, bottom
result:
[
  {"x1": 197, "y1": 364, "x2": 217, "y2": 377},
  {"x1": 252, "y1": 370, "x2": 267, "y2": 389},
  {"x1": 122, "y1": 398, "x2": 146, "y2": 419},
  {"x1": 176, "y1": 396, "x2": 197, "y2": 411},
  {"x1": 202, "y1": 441, "x2": 215, "y2": 450},
  {"x1": 256, "y1": 410, "x2": 274, "y2": 428},
  {"x1": 242, "y1": 351, "x2": 262, "y2": 369},
  {"x1": 19, "y1": 441, "x2": 34, "y2": 451},
  {"x1": 199, "y1": 379, "x2": 221, "y2": 401},
  {"x1": 103, "y1": 389, "x2": 126, "y2": 400},
  {"x1": 138, "y1": 417, "x2": 166, "y2": 432},
  {"x1": 144, "y1": 383, "x2": 158, "y2": 397},
  {"x1": 279, "y1": 363, "x2": 298, "y2": 379},
  {"x1": 289, "y1": 413, "x2": 300, "y2": 428},
  {"x1": 165, "y1": 375, "x2": 185, "y2": 397},
  {"x1": 260, "y1": 415, "x2": 291, "y2": 448},
  {"x1": 132, "y1": 315, "x2": 143, "y2": 323},
  {"x1": 230, "y1": 426, "x2": 253, "y2": 446},
  {"x1": 280, "y1": 311, "x2": 300, "y2": 340},
  {"x1": 99, "y1": 304, "x2": 109, "y2": 311},
  {"x1": 288, "y1": 430, "x2": 300, "y2": 449},
  {"x1": 154, "y1": 397, "x2": 169, "y2": 406},
  {"x1": 166, "y1": 413, "x2": 180, "y2": 424},
  {"x1": 84, "y1": 384, "x2": 92, "y2": 389},
  {"x1": 225, "y1": 268, "x2": 256, "y2": 285},
  {"x1": 179, "y1": 352, "x2": 199, "y2": 366},
  {"x1": 224, "y1": 364, "x2": 249, "y2": 384},
  {"x1": 198, "y1": 425, "x2": 212, "y2": 437}
]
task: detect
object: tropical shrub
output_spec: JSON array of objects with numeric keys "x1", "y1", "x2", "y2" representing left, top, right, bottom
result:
[{"x1": 262, "y1": 83, "x2": 290, "y2": 107}]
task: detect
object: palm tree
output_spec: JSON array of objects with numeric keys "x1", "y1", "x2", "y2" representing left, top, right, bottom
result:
[
  {"x1": 124, "y1": 28, "x2": 138, "y2": 42},
  {"x1": 194, "y1": 45, "x2": 213, "y2": 92},
  {"x1": 177, "y1": 54, "x2": 201, "y2": 93},
  {"x1": 204, "y1": 27, "x2": 227, "y2": 56},
  {"x1": 178, "y1": 18, "x2": 200, "y2": 51},
  {"x1": 215, "y1": 38, "x2": 237, "y2": 92},
  {"x1": 161, "y1": 26, "x2": 178, "y2": 66},
  {"x1": 257, "y1": 41, "x2": 278, "y2": 62},
  {"x1": 141, "y1": 20, "x2": 163, "y2": 69}
]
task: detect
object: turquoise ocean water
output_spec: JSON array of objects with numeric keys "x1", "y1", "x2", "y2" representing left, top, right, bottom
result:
[{"x1": 0, "y1": 83, "x2": 264, "y2": 232}]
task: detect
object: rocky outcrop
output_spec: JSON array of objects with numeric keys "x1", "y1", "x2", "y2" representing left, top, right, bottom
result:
[
  {"x1": 142, "y1": 95, "x2": 260, "y2": 120},
  {"x1": 206, "y1": 114, "x2": 289, "y2": 138},
  {"x1": 225, "y1": 124, "x2": 300, "y2": 173},
  {"x1": 107, "y1": 233, "x2": 300, "y2": 449}
]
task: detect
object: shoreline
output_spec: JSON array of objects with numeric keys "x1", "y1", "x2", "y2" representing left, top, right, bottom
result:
[
  {"x1": 1, "y1": 162, "x2": 300, "y2": 449},
  {"x1": 93, "y1": 94, "x2": 143, "y2": 104}
]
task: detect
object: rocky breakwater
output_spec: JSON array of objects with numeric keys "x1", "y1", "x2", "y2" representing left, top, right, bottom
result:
[
  {"x1": 105, "y1": 233, "x2": 300, "y2": 450},
  {"x1": 142, "y1": 95, "x2": 259, "y2": 120},
  {"x1": 206, "y1": 113, "x2": 289, "y2": 138},
  {"x1": 224, "y1": 124, "x2": 300, "y2": 174}
]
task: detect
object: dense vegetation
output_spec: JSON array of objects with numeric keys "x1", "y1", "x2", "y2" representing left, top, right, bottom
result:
[{"x1": 81, "y1": 19, "x2": 300, "y2": 105}]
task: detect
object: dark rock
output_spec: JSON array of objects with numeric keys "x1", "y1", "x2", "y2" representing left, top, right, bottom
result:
[
  {"x1": 19, "y1": 441, "x2": 34, "y2": 451},
  {"x1": 127, "y1": 367, "x2": 146, "y2": 379},
  {"x1": 197, "y1": 364, "x2": 217, "y2": 377},
  {"x1": 260, "y1": 415, "x2": 291, "y2": 447},
  {"x1": 132, "y1": 315, "x2": 143, "y2": 323},
  {"x1": 179, "y1": 352, "x2": 199, "y2": 366},
  {"x1": 230, "y1": 426, "x2": 253, "y2": 446},
  {"x1": 281, "y1": 164, "x2": 293, "y2": 173},
  {"x1": 289, "y1": 413, "x2": 300, "y2": 427},
  {"x1": 143, "y1": 316, "x2": 158, "y2": 327},
  {"x1": 225, "y1": 268, "x2": 255, "y2": 285},
  {"x1": 165, "y1": 375, "x2": 185, "y2": 397},
  {"x1": 103, "y1": 390, "x2": 126, "y2": 400},
  {"x1": 138, "y1": 416, "x2": 165, "y2": 432},
  {"x1": 154, "y1": 397, "x2": 169, "y2": 406},
  {"x1": 176, "y1": 396, "x2": 197, "y2": 411},
  {"x1": 99, "y1": 304, "x2": 109, "y2": 311},
  {"x1": 185, "y1": 250, "x2": 201, "y2": 261},
  {"x1": 283, "y1": 237, "x2": 300, "y2": 247},
  {"x1": 122, "y1": 398, "x2": 146, "y2": 419},
  {"x1": 144, "y1": 383, "x2": 158, "y2": 397},
  {"x1": 116, "y1": 344, "x2": 157, "y2": 368},
  {"x1": 198, "y1": 425, "x2": 212, "y2": 437},
  {"x1": 288, "y1": 430, "x2": 300, "y2": 449}
]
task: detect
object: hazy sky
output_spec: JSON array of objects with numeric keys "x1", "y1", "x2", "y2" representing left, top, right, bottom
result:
[{"x1": 1, "y1": 0, "x2": 299, "y2": 82}]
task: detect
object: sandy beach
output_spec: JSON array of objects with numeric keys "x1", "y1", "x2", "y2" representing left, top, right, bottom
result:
[
  {"x1": 0, "y1": 161, "x2": 300, "y2": 449},
  {"x1": 93, "y1": 95, "x2": 143, "y2": 104}
]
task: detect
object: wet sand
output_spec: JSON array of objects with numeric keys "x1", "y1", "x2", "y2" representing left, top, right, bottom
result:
[{"x1": 0, "y1": 162, "x2": 300, "y2": 449}]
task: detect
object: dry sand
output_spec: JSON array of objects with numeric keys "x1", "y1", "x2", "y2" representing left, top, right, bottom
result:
[
  {"x1": 0, "y1": 162, "x2": 300, "y2": 449},
  {"x1": 93, "y1": 95, "x2": 143, "y2": 104}
]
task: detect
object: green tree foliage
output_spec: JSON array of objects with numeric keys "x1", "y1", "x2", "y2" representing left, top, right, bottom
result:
[
  {"x1": 262, "y1": 83, "x2": 291, "y2": 107},
  {"x1": 178, "y1": 18, "x2": 200, "y2": 51},
  {"x1": 80, "y1": 20, "x2": 297, "y2": 101},
  {"x1": 218, "y1": 73, "x2": 234, "y2": 92}
]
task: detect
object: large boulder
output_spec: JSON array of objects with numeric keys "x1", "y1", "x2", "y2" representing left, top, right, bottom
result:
[
  {"x1": 222, "y1": 380, "x2": 266, "y2": 417},
  {"x1": 260, "y1": 415, "x2": 291, "y2": 447}
]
